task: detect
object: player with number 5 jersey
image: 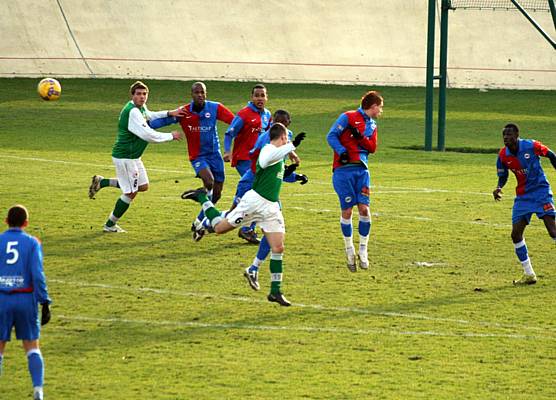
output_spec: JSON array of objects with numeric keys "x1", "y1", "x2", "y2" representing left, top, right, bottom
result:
[{"x1": 0, "y1": 205, "x2": 51, "y2": 400}]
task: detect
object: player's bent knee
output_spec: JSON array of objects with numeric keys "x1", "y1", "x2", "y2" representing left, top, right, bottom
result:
[
  {"x1": 214, "y1": 220, "x2": 235, "y2": 234},
  {"x1": 138, "y1": 184, "x2": 149, "y2": 192}
]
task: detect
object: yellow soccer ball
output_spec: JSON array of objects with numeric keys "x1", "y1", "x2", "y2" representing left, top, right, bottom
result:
[{"x1": 37, "y1": 78, "x2": 62, "y2": 101}]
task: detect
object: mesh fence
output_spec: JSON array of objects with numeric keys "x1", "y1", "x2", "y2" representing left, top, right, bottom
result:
[{"x1": 449, "y1": 0, "x2": 551, "y2": 11}]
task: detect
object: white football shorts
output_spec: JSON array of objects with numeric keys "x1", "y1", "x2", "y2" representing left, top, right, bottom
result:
[
  {"x1": 226, "y1": 190, "x2": 285, "y2": 233},
  {"x1": 112, "y1": 157, "x2": 149, "y2": 194}
]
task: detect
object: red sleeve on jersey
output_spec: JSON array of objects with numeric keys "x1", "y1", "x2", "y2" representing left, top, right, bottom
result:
[
  {"x1": 179, "y1": 104, "x2": 201, "y2": 160},
  {"x1": 217, "y1": 104, "x2": 234, "y2": 124},
  {"x1": 357, "y1": 127, "x2": 377, "y2": 153},
  {"x1": 533, "y1": 140, "x2": 549, "y2": 157}
]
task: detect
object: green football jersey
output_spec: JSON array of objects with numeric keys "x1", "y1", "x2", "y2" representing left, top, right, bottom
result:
[
  {"x1": 252, "y1": 156, "x2": 284, "y2": 202},
  {"x1": 112, "y1": 101, "x2": 149, "y2": 159}
]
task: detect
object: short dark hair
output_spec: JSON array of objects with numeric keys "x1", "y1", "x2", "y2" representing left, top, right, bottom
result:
[
  {"x1": 273, "y1": 109, "x2": 291, "y2": 123},
  {"x1": 130, "y1": 81, "x2": 149, "y2": 95},
  {"x1": 503, "y1": 123, "x2": 519, "y2": 135},
  {"x1": 7, "y1": 205, "x2": 28, "y2": 227},
  {"x1": 191, "y1": 82, "x2": 206, "y2": 92},
  {"x1": 251, "y1": 84, "x2": 267, "y2": 95},
  {"x1": 269, "y1": 122, "x2": 287, "y2": 141},
  {"x1": 361, "y1": 91, "x2": 383, "y2": 110}
]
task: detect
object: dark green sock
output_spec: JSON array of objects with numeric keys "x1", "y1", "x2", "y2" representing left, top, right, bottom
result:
[
  {"x1": 198, "y1": 192, "x2": 209, "y2": 204},
  {"x1": 198, "y1": 194, "x2": 221, "y2": 225},
  {"x1": 105, "y1": 197, "x2": 130, "y2": 227},
  {"x1": 101, "y1": 178, "x2": 119, "y2": 188},
  {"x1": 204, "y1": 206, "x2": 221, "y2": 223},
  {"x1": 269, "y1": 254, "x2": 283, "y2": 294}
]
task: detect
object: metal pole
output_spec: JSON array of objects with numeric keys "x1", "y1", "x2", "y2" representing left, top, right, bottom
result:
[
  {"x1": 510, "y1": 0, "x2": 556, "y2": 49},
  {"x1": 549, "y1": 0, "x2": 556, "y2": 32},
  {"x1": 437, "y1": 0, "x2": 451, "y2": 151},
  {"x1": 425, "y1": 0, "x2": 436, "y2": 151}
]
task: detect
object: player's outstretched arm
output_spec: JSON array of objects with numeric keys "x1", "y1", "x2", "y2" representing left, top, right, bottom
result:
[
  {"x1": 148, "y1": 115, "x2": 178, "y2": 129},
  {"x1": 292, "y1": 132, "x2": 306, "y2": 147},
  {"x1": 547, "y1": 150, "x2": 556, "y2": 170}
]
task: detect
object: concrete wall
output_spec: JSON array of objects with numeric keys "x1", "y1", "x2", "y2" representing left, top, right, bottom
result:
[{"x1": 1, "y1": 0, "x2": 555, "y2": 89}]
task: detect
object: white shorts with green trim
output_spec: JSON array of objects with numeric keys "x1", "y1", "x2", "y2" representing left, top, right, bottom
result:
[
  {"x1": 226, "y1": 190, "x2": 285, "y2": 233},
  {"x1": 112, "y1": 157, "x2": 148, "y2": 194}
]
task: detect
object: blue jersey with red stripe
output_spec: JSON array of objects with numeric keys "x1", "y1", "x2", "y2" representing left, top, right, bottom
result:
[
  {"x1": 179, "y1": 100, "x2": 234, "y2": 160},
  {"x1": 0, "y1": 228, "x2": 50, "y2": 304},
  {"x1": 497, "y1": 139, "x2": 551, "y2": 197},
  {"x1": 327, "y1": 108, "x2": 377, "y2": 170},
  {"x1": 224, "y1": 102, "x2": 271, "y2": 167},
  {"x1": 235, "y1": 128, "x2": 295, "y2": 200},
  {"x1": 246, "y1": 128, "x2": 294, "y2": 174}
]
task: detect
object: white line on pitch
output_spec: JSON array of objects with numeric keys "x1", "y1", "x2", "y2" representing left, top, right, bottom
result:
[
  {"x1": 56, "y1": 314, "x2": 554, "y2": 341},
  {"x1": 50, "y1": 279, "x2": 555, "y2": 334},
  {"x1": 0, "y1": 153, "x2": 491, "y2": 196},
  {"x1": 286, "y1": 207, "x2": 511, "y2": 227},
  {"x1": 0, "y1": 154, "x2": 190, "y2": 175}
]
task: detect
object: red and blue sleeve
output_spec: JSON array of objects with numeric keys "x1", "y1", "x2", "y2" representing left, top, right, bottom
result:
[
  {"x1": 217, "y1": 104, "x2": 234, "y2": 124},
  {"x1": 533, "y1": 140, "x2": 549, "y2": 157},
  {"x1": 357, "y1": 127, "x2": 377, "y2": 153},
  {"x1": 224, "y1": 115, "x2": 244, "y2": 152},
  {"x1": 326, "y1": 113, "x2": 348, "y2": 155}
]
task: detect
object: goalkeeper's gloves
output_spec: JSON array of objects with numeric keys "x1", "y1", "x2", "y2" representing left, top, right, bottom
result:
[
  {"x1": 296, "y1": 173, "x2": 308, "y2": 185},
  {"x1": 347, "y1": 124, "x2": 362, "y2": 139},
  {"x1": 41, "y1": 303, "x2": 51, "y2": 326},
  {"x1": 339, "y1": 152, "x2": 349, "y2": 164},
  {"x1": 292, "y1": 132, "x2": 306, "y2": 147},
  {"x1": 284, "y1": 164, "x2": 298, "y2": 178}
]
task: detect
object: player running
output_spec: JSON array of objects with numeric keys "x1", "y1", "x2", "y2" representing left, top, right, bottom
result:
[
  {"x1": 181, "y1": 123, "x2": 306, "y2": 306},
  {"x1": 181, "y1": 82, "x2": 234, "y2": 240},
  {"x1": 240, "y1": 110, "x2": 308, "y2": 291},
  {"x1": 493, "y1": 123, "x2": 556, "y2": 284},
  {"x1": 327, "y1": 91, "x2": 383, "y2": 272},
  {"x1": 88, "y1": 81, "x2": 184, "y2": 232},
  {"x1": 223, "y1": 84, "x2": 272, "y2": 244}
]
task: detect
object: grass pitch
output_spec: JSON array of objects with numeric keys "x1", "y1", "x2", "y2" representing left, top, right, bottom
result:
[{"x1": 0, "y1": 78, "x2": 555, "y2": 399}]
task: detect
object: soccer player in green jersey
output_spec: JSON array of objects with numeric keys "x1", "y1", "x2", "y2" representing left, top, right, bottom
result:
[
  {"x1": 88, "y1": 81, "x2": 184, "y2": 232},
  {"x1": 182, "y1": 123, "x2": 306, "y2": 306}
]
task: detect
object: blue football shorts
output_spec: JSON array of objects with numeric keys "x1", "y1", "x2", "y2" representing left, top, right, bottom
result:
[
  {"x1": 512, "y1": 191, "x2": 555, "y2": 225},
  {"x1": 0, "y1": 293, "x2": 40, "y2": 341},
  {"x1": 234, "y1": 173, "x2": 255, "y2": 205},
  {"x1": 332, "y1": 166, "x2": 371, "y2": 210},
  {"x1": 191, "y1": 154, "x2": 225, "y2": 183},
  {"x1": 234, "y1": 160, "x2": 251, "y2": 177}
]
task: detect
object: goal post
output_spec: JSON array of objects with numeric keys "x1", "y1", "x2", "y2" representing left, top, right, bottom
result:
[{"x1": 424, "y1": 0, "x2": 556, "y2": 151}]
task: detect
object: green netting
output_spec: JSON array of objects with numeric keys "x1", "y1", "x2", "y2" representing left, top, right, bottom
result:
[{"x1": 449, "y1": 0, "x2": 550, "y2": 11}]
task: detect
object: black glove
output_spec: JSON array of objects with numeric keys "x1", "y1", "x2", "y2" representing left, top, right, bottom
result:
[
  {"x1": 41, "y1": 303, "x2": 51, "y2": 326},
  {"x1": 347, "y1": 125, "x2": 362, "y2": 139},
  {"x1": 292, "y1": 132, "x2": 306, "y2": 147},
  {"x1": 295, "y1": 173, "x2": 308, "y2": 185},
  {"x1": 339, "y1": 152, "x2": 349, "y2": 164},
  {"x1": 284, "y1": 164, "x2": 298, "y2": 178}
]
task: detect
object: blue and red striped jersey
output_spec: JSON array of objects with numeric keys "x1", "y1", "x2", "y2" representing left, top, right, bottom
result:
[
  {"x1": 224, "y1": 102, "x2": 271, "y2": 167},
  {"x1": 327, "y1": 107, "x2": 377, "y2": 170},
  {"x1": 497, "y1": 138, "x2": 551, "y2": 196},
  {"x1": 179, "y1": 100, "x2": 234, "y2": 160},
  {"x1": 0, "y1": 228, "x2": 51, "y2": 303},
  {"x1": 238, "y1": 128, "x2": 295, "y2": 187}
]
